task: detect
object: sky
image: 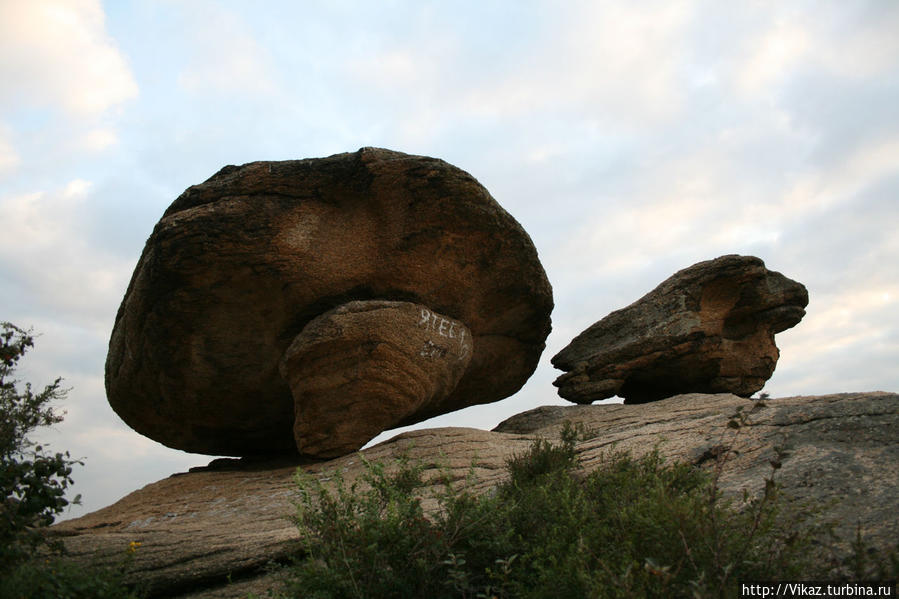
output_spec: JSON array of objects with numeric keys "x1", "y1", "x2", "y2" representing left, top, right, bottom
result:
[{"x1": 1, "y1": 0, "x2": 897, "y2": 520}]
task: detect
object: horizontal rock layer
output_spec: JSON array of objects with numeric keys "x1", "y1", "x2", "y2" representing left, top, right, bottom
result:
[{"x1": 281, "y1": 300, "x2": 473, "y2": 457}]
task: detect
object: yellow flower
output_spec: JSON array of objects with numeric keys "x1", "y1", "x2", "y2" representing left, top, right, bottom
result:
[{"x1": 128, "y1": 540, "x2": 142, "y2": 553}]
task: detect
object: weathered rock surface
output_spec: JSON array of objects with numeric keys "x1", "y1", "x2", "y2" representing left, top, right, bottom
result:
[
  {"x1": 106, "y1": 147, "x2": 553, "y2": 457},
  {"x1": 53, "y1": 392, "x2": 898, "y2": 598},
  {"x1": 553, "y1": 255, "x2": 808, "y2": 404},
  {"x1": 281, "y1": 300, "x2": 473, "y2": 458}
]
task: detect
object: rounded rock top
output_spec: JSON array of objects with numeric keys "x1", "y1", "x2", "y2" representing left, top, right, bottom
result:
[{"x1": 106, "y1": 147, "x2": 553, "y2": 456}]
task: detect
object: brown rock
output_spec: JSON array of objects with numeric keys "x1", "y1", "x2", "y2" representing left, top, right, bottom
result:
[
  {"x1": 53, "y1": 392, "x2": 899, "y2": 598},
  {"x1": 281, "y1": 300, "x2": 473, "y2": 457},
  {"x1": 552, "y1": 255, "x2": 808, "y2": 404},
  {"x1": 106, "y1": 148, "x2": 553, "y2": 457}
]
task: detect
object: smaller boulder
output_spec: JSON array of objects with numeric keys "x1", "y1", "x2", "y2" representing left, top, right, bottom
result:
[{"x1": 552, "y1": 255, "x2": 808, "y2": 404}]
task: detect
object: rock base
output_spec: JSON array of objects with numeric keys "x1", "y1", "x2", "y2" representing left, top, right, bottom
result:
[{"x1": 54, "y1": 392, "x2": 898, "y2": 598}]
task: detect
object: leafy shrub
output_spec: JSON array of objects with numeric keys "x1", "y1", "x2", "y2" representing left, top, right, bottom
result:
[
  {"x1": 286, "y1": 456, "x2": 496, "y2": 598},
  {"x1": 279, "y1": 420, "x2": 889, "y2": 599},
  {"x1": 0, "y1": 556, "x2": 142, "y2": 599},
  {"x1": 0, "y1": 322, "x2": 142, "y2": 598},
  {"x1": 1, "y1": 322, "x2": 80, "y2": 568},
  {"x1": 503, "y1": 422, "x2": 578, "y2": 485}
]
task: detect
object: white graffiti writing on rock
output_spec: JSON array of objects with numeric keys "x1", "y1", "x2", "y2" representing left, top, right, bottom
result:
[
  {"x1": 417, "y1": 308, "x2": 472, "y2": 361},
  {"x1": 419, "y1": 339, "x2": 447, "y2": 359}
]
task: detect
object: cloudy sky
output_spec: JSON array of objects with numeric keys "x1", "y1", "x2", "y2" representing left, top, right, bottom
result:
[{"x1": 2, "y1": 0, "x2": 897, "y2": 519}]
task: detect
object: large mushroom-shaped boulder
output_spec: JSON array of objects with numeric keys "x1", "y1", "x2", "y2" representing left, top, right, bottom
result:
[
  {"x1": 106, "y1": 148, "x2": 553, "y2": 457},
  {"x1": 552, "y1": 255, "x2": 807, "y2": 404}
]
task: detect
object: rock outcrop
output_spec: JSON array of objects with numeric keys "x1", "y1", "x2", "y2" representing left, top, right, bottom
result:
[
  {"x1": 553, "y1": 255, "x2": 808, "y2": 404},
  {"x1": 53, "y1": 392, "x2": 898, "y2": 598},
  {"x1": 106, "y1": 148, "x2": 553, "y2": 457}
]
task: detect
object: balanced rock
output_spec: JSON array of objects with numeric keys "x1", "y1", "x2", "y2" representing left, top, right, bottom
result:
[
  {"x1": 106, "y1": 148, "x2": 553, "y2": 457},
  {"x1": 552, "y1": 255, "x2": 807, "y2": 403}
]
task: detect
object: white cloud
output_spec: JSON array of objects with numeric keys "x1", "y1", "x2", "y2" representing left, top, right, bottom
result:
[
  {"x1": 80, "y1": 127, "x2": 119, "y2": 151},
  {"x1": 780, "y1": 136, "x2": 899, "y2": 216},
  {"x1": 736, "y1": 19, "x2": 810, "y2": 95},
  {"x1": 731, "y1": 4, "x2": 899, "y2": 98},
  {"x1": 772, "y1": 283, "x2": 899, "y2": 395},
  {"x1": 0, "y1": 180, "x2": 134, "y2": 327},
  {"x1": 1, "y1": 180, "x2": 93, "y2": 249},
  {"x1": 0, "y1": 122, "x2": 20, "y2": 176},
  {"x1": 176, "y1": 3, "x2": 279, "y2": 98},
  {"x1": 814, "y1": 4, "x2": 899, "y2": 79},
  {"x1": 0, "y1": 0, "x2": 138, "y2": 117},
  {"x1": 548, "y1": 0, "x2": 693, "y2": 122},
  {"x1": 63, "y1": 178, "x2": 92, "y2": 198},
  {"x1": 348, "y1": 1, "x2": 693, "y2": 132},
  {"x1": 2, "y1": 190, "x2": 62, "y2": 246},
  {"x1": 560, "y1": 193, "x2": 718, "y2": 280},
  {"x1": 550, "y1": 90, "x2": 898, "y2": 287}
]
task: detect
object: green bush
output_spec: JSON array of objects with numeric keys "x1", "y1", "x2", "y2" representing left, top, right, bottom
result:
[
  {"x1": 280, "y1": 422, "x2": 895, "y2": 599},
  {"x1": 0, "y1": 556, "x2": 142, "y2": 599},
  {"x1": 0, "y1": 322, "x2": 142, "y2": 598},
  {"x1": 1, "y1": 322, "x2": 80, "y2": 568}
]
